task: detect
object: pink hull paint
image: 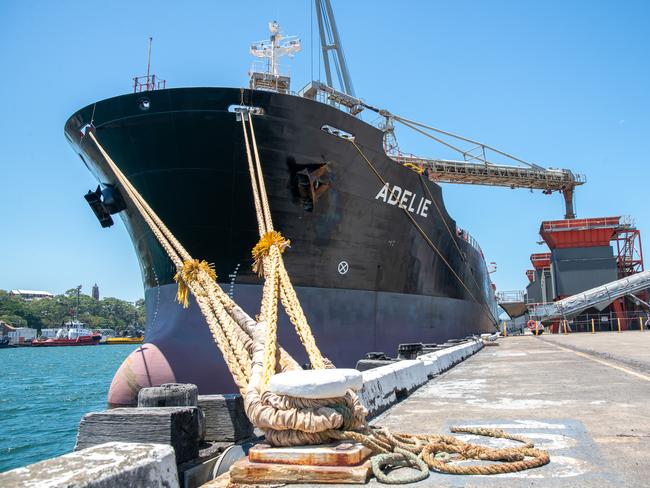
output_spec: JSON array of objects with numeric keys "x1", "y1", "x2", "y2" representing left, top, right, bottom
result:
[{"x1": 107, "y1": 343, "x2": 176, "y2": 406}]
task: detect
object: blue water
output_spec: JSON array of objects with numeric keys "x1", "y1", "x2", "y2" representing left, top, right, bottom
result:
[{"x1": 0, "y1": 345, "x2": 137, "y2": 473}]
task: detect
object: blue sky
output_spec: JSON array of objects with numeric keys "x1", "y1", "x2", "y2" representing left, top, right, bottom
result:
[{"x1": 1, "y1": 1, "x2": 648, "y2": 302}]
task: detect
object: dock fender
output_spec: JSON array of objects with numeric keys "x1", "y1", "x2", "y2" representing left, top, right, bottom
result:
[{"x1": 107, "y1": 343, "x2": 176, "y2": 407}]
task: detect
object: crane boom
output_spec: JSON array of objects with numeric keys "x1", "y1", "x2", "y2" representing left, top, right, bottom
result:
[
  {"x1": 298, "y1": 81, "x2": 586, "y2": 219},
  {"x1": 394, "y1": 154, "x2": 585, "y2": 219}
]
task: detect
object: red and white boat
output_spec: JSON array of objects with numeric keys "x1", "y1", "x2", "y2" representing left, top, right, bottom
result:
[{"x1": 32, "y1": 322, "x2": 101, "y2": 347}]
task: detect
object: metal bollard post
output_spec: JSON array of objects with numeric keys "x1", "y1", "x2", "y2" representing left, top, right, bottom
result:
[
  {"x1": 591, "y1": 318, "x2": 595, "y2": 334},
  {"x1": 617, "y1": 318, "x2": 621, "y2": 333},
  {"x1": 641, "y1": 316, "x2": 644, "y2": 332},
  {"x1": 563, "y1": 320, "x2": 568, "y2": 335},
  {"x1": 503, "y1": 321, "x2": 507, "y2": 337},
  {"x1": 535, "y1": 321, "x2": 539, "y2": 336}
]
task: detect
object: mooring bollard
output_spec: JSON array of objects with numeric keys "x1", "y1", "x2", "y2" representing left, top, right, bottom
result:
[
  {"x1": 591, "y1": 318, "x2": 595, "y2": 334},
  {"x1": 138, "y1": 383, "x2": 199, "y2": 407}
]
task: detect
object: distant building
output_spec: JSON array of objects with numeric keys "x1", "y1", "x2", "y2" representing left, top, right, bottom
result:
[
  {"x1": 40, "y1": 328, "x2": 59, "y2": 339},
  {"x1": 9, "y1": 289, "x2": 54, "y2": 300},
  {"x1": 8, "y1": 327, "x2": 37, "y2": 345},
  {"x1": 92, "y1": 283, "x2": 100, "y2": 300}
]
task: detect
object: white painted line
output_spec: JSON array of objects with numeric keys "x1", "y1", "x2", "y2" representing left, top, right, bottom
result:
[{"x1": 453, "y1": 420, "x2": 568, "y2": 430}]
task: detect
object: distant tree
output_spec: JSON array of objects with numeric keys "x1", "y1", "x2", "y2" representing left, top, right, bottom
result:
[
  {"x1": 0, "y1": 289, "x2": 145, "y2": 333},
  {"x1": 0, "y1": 314, "x2": 27, "y2": 328}
]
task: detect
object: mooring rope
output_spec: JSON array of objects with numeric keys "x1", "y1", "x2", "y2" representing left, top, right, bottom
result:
[
  {"x1": 83, "y1": 120, "x2": 548, "y2": 482},
  {"x1": 240, "y1": 111, "x2": 326, "y2": 381}
]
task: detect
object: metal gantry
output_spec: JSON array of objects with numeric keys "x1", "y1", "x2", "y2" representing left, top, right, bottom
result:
[
  {"x1": 314, "y1": 0, "x2": 355, "y2": 97},
  {"x1": 382, "y1": 116, "x2": 586, "y2": 219}
]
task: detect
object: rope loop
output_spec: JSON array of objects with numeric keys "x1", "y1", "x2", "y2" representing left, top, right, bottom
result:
[
  {"x1": 252, "y1": 230, "x2": 291, "y2": 275},
  {"x1": 174, "y1": 259, "x2": 217, "y2": 308},
  {"x1": 371, "y1": 447, "x2": 429, "y2": 484}
]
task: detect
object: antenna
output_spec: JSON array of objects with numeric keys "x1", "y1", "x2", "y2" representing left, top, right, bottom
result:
[
  {"x1": 133, "y1": 37, "x2": 166, "y2": 93},
  {"x1": 314, "y1": 0, "x2": 354, "y2": 96},
  {"x1": 146, "y1": 37, "x2": 153, "y2": 81}
]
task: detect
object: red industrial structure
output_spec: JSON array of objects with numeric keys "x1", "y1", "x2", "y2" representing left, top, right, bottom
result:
[
  {"x1": 540, "y1": 217, "x2": 622, "y2": 249},
  {"x1": 525, "y1": 216, "x2": 646, "y2": 333},
  {"x1": 530, "y1": 253, "x2": 551, "y2": 270}
]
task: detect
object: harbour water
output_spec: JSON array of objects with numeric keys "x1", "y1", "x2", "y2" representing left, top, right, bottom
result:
[{"x1": 0, "y1": 345, "x2": 138, "y2": 473}]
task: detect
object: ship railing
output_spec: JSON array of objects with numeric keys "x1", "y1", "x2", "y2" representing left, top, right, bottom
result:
[
  {"x1": 298, "y1": 81, "x2": 365, "y2": 116},
  {"x1": 249, "y1": 62, "x2": 294, "y2": 93},
  {"x1": 496, "y1": 290, "x2": 526, "y2": 303},
  {"x1": 249, "y1": 61, "x2": 294, "y2": 79},
  {"x1": 133, "y1": 75, "x2": 167, "y2": 93},
  {"x1": 541, "y1": 216, "x2": 628, "y2": 233},
  {"x1": 456, "y1": 226, "x2": 484, "y2": 257}
]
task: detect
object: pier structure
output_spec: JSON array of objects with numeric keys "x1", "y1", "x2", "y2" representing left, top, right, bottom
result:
[
  {"x1": 358, "y1": 333, "x2": 650, "y2": 487},
  {"x1": 500, "y1": 216, "x2": 649, "y2": 333},
  {"x1": 6, "y1": 333, "x2": 650, "y2": 486},
  {"x1": 535, "y1": 217, "x2": 646, "y2": 330},
  {"x1": 1, "y1": 339, "x2": 484, "y2": 487}
]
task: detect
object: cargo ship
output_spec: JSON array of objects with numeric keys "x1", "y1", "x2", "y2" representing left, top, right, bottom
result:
[{"x1": 65, "y1": 6, "x2": 500, "y2": 404}]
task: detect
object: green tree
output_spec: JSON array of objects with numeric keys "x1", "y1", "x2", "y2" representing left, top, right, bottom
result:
[{"x1": 0, "y1": 289, "x2": 145, "y2": 334}]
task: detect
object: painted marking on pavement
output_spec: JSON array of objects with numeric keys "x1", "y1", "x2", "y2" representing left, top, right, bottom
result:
[
  {"x1": 443, "y1": 419, "x2": 616, "y2": 482},
  {"x1": 550, "y1": 343, "x2": 650, "y2": 382}
]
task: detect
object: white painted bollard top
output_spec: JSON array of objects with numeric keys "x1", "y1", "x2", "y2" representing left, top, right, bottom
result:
[{"x1": 267, "y1": 369, "x2": 363, "y2": 399}]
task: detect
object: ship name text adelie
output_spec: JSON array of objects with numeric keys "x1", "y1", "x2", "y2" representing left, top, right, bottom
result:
[{"x1": 374, "y1": 183, "x2": 431, "y2": 218}]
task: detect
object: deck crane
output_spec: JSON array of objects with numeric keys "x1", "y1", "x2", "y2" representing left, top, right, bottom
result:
[
  {"x1": 301, "y1": 80, "x2": 586, "y2": 220},
  {"x1": 380, "y1": 114, "x2": 586, "y2": 220},
  {"x1": 308, "y1": 0, "x2": 585, "y2": 219}
]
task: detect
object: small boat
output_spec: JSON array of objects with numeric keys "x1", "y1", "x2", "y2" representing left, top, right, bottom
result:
[
  {"x1": 0, "y1": 336, "x2": 15, "y2": 348},
  {"x1": 32, "y1": 322, "x2": 101, "y2": 347},
  {"x1": 105, "y1": 336, "x2": 144, "y2": 345}
]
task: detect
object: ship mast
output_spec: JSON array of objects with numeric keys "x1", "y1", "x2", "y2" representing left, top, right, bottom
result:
[
  {"x1": 314, "y1": 0, "x2": 354, "y2": 96},
  {"x1": 249, "y1": 21, "x2": 301, "y2": 93}
]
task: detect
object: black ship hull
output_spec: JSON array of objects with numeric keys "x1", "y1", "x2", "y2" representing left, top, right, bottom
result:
[{"x1": 65, "y1": 87, "x2": 498, "y2": 403}]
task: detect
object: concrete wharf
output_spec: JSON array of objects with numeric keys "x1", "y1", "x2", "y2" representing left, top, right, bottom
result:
[
  {"x1": 356, "y1": 332, "x2": 650, "y2": 488},
  {"x1": 4, "y1": 332, "x2": 650, "y2": 487}
]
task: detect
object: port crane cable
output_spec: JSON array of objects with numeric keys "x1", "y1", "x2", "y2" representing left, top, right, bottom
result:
[
  {"x1": 359, "y1": 103, "x2": 545, "y2": 171},
  {"x1": 349, "y1": 139, "x2": 498, "y2": 327},
  {"x1": 392, "y1": 115, "x2": 544, "y2": 170}
]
